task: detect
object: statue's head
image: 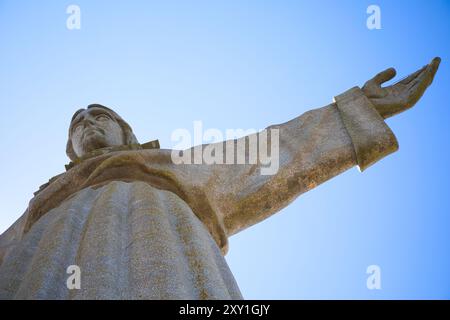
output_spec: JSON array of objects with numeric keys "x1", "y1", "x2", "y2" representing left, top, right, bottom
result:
[{"x1": 66, "y1": 104, "x2": 138, "y2": 161}]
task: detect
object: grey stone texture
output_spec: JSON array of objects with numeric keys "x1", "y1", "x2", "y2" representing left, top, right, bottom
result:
[{"x1": 0, "y1": 58, "x2": 440, "y2": 299}]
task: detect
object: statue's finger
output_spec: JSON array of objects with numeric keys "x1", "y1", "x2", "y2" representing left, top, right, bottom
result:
[
  {"x1": 428, "y1": 56, "x2": 441, "y2": 85},
  {"x1": 398, "y1": 65, "x2": 427, "y2": 85},
  {"x1": 405, "y1": 60, "x2": 440, "y2": 107},
  {"x1": 408, "y1": 57, "x2": 441, "y2": 91},
  {"x1": 406, "y1": 80, "x2": 427, "y2": 108},
  {"x1": 371, "y1": 67, "x2": 397, "y2": 85}
]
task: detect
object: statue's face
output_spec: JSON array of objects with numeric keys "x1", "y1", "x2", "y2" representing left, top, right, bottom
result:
[{"x1": 70, "y1": 107, "x2": 124, "y2": 158}]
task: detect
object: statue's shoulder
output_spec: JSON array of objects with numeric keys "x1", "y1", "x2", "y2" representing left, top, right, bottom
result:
[
  {"x1": 140, "y1": 139, "x2": 160, "y2": 150},
  {"x1": 33, "y1": 140, "x2": 162, "y2": 197},
  {"x1": 33, "y1": 172, "x2": 65, "y2": 196}
]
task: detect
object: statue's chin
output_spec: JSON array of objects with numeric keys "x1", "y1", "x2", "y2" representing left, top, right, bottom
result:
[{"x1": 80, "y1": 135, "x2": 109, "y2": 155}]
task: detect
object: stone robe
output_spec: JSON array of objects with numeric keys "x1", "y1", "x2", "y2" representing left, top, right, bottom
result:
[{"x1": 0, "y1": 87, "x2": 398, "y2": 299}]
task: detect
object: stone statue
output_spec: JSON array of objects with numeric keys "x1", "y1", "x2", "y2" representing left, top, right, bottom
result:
[{"x1": 0, "y1": 58, "x2": 440, "y2": 299}]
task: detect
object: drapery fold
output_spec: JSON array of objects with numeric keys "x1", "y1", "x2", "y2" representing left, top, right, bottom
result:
[{"x1": 0, "y1": 181, "x2": 242, "y2": 299}]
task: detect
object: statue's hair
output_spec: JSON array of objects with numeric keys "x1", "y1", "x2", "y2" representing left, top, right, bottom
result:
[{"x1": 66, "y1": 104, "x2": 139, "y2": 161}]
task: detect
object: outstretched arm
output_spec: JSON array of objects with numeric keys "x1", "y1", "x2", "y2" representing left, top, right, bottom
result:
[{"x1": 173, "y1": 58, "x2": 440, "y2": 238}]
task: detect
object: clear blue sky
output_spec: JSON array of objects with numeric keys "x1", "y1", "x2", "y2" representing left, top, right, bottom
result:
[{"x1": 1, "y1": 0, "x2": 449, "y2": 299}]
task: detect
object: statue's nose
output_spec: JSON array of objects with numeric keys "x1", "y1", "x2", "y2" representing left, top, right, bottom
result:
[{"x1": 82, "y1": 118, "x2": 96, "y2": 127}]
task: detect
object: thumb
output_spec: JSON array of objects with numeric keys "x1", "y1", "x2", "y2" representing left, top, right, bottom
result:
[{"x1": 370, "y1": 67, "x2": 397, "y2": 85}]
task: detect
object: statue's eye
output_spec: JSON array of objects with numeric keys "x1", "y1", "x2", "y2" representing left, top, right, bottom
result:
[
  {"x1": 72, "y1": 124, "x2": 83, "y2": 134},
  {"x1": 96, "y1": 114, "x2": 109, "y2": 121}
]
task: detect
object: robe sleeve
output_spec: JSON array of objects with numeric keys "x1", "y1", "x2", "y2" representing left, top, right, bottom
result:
[{"x1": 173, "y1": 87, "x2": 398, "y2": 237}]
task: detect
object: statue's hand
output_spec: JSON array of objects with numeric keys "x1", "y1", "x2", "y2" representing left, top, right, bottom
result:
[{"x1": 362, "y1": 57, "x2": 441, "y2": 119}]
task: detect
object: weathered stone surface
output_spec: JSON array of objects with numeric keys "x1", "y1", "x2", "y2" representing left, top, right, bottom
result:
[
  {"x1": 0, "y1": 181, "x2": 242, "y2": 299},
  {"x1": 0, "y1": 89, "x2": 398, "y2": 299},
  {"x1": 0, "y1": 58, "x2": 440, "y2": 299},
  {"x1": 334, "y1": 87, "x2": 399, "y2": 171}
]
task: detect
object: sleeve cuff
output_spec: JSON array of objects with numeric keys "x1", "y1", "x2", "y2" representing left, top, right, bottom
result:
[{"x1": 333, "y1": 86, "x2": 399, "y2": 172}]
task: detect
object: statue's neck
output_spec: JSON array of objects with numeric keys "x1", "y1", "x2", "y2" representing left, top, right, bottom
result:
[{"x1": 66, "y1": 140, "x2": 160, "y2": 171}]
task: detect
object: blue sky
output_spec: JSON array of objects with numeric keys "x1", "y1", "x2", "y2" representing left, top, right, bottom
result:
[{"x1": 0, "y1": 0, "x2": 449, "y2": 299}]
